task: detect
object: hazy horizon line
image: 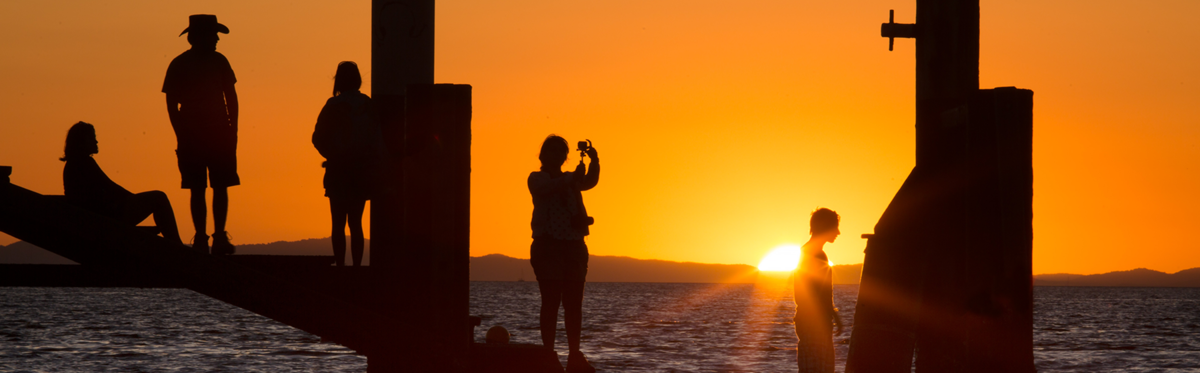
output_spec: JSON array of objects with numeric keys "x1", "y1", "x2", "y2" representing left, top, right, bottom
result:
[{"x1": 5, "y1": 236, "x2": 1197, "y2": 276}]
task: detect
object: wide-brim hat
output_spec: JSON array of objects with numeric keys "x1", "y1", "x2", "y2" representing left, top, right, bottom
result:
[{"x1": 179, "y1": 14, "x2": 229, "y2": 36}]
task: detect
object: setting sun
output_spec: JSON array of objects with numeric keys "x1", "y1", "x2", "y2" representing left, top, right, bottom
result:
[{"x1": 757, "y1": 244, "x2": 802, "y2": 272}]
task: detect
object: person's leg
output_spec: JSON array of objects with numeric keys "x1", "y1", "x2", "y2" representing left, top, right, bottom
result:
[
  {"x1": 121, "y1": 191, "x2": 178, "y2": 247},
  {"x1": 329, "y1": 197, "x2": 348, "y2": 266},
  {"x1": 562, "y1": 280, "x2": 586, "y2": 352},
  {"x1": 127, "y1": 191, "x2": 183, "y2": 245},
  {"x1": 189, "y1": 187, "x2": 207, "y2": 239},
  {"x1": 213, "y1": 186, "x2": 228, "y2": 234},
  {"x1": 207, "y1": 143, "x2": 239, "y2": 255},
  {"x1": 347, "y1": 198, "x2": 367, "y2": 266},
  {"x1": 795, "y1": 318, "x2": 805, "y2": 373},
  {"x1": 795, "y1": 318, "x2": 834, "y2": 373},
  {"x1": 178, "y1": 150, "x2": 208, "y2": 248},
  {"x1": 561, "y1": 240, "x2": 595, "y2": 373},
  {"x1": 538, "y1": 280, "x2": 565, "y2": 349},
  {"x1": 820, "y1": 320, "x2": 835, "y2": 373},
  {"x1": 210, "y1": 186, "x2": 237, "y2": 254}
]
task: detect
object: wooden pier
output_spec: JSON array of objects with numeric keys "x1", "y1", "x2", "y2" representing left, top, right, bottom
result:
[
  {"x1": 0, "y1": 166, "x2": 562, "y2": 372},
  {"x1": 0, "y1": 1, "x2": 564, "y2": 368}
]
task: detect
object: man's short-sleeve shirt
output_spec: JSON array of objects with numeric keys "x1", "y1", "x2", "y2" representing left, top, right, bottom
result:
[{"x1": 163, "y1": 50, "x2": 236, "y2": 148}]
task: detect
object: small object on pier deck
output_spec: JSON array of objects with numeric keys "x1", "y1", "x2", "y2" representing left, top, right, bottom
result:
[
  {"x1": 2, "y1": 166, "x2": 11, "y2": 184},
  {"x1": 486, "y1": 326, "x2": 510, "y2": 344}
]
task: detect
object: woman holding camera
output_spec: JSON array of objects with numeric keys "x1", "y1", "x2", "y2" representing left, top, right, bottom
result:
[{"x1": 528, "y1": 135, "x2": 599, "y2": 373}]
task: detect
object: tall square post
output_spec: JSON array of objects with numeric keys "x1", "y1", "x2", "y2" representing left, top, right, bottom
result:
[{"x1": 848, "y1": 1, "x2": 1034, "y2": 371}]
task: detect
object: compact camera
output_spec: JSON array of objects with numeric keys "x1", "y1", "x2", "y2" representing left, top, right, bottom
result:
[{"x1": 577, "y1": 139, "x2": 592, "y2": 157}]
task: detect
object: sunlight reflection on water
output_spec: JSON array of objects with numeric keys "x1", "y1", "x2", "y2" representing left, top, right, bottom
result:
[
  {"x1": 473, "y1": 282, "x2": 855, "y2": 372},
  {"x1": 2, "y1": 284, "x2": 1198, "y2": 372}
]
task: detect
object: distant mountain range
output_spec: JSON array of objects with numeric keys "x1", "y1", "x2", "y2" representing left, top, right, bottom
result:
[
  {"x1": 0, "y1": 238, "x2": 860, "y2": 284},
  {"x1": 1033, "y1": 268, "x2": 1200, "y2": 288},
  {"x1": 469, "y1": 253, "x2": 864, "y2": 284},
  {"x1": 2, "y1": 239, "x2": 1197, "y2": 286}
]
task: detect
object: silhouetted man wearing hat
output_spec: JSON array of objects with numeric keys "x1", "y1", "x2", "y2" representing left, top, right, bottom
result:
[{"x1": 163, "y1": 14, "x2": 239, "y2": 255}]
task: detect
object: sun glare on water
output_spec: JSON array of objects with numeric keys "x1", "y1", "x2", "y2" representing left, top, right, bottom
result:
[{"x1": 757, "y1": 244, "x2": 802, "y2": 272}]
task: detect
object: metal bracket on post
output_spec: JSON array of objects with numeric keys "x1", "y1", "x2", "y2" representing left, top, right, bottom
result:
[{"x1": 881, "y1": 10, "x2": 917, "y2": 51}]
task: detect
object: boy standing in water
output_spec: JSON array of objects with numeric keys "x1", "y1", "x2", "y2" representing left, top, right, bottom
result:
[
  {"x1": 163, "y1": 14, "x2": 240, "y2": 255},
  {"x1": 795, "y1": 208, "x2": 844, "y2": 373}
]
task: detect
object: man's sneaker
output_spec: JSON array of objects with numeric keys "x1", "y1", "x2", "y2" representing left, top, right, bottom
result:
[
  {"x1": 211, "y1": 231, "x2": 236, "y2": 255},
  {"x1": 191, "y1": 233, "x2": 210, "y2": 254},
  {"x1": 566, "y1": 350, "x2": 596, "y2": 373}
]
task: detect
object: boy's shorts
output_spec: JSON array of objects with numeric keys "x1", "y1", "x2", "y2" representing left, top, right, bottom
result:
[{"x1": 177, "y1": 149, "x2": 239, "y2": 189}]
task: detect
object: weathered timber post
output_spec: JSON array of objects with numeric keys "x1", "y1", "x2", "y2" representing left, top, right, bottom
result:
[
  {"x1": 371, "y1": 0, "x2": 434, "y2": 270},
  {"x1": 847, "y1": 0, "x2": 1035, "y2": 372},
  {"x1": 959, "y1": 88, "x2": 1034, "y2": 372},
  {"x1": 396, "y1": 84, "x2": 473, "y2": 371},
  {"x1": 370, "y1": 1, "x2": 473, "y2": 372}
]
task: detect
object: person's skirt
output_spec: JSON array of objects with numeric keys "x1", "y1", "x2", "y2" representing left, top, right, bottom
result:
[{"x1": 323, "y1": 160, "x2": 376, "y2": 200}]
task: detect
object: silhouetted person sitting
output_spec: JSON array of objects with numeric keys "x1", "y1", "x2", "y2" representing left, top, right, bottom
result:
[
  {"x1": 312, "y1": 61, "x2": 381, "y2": 267},
  {"x1": 61, "y1": 122, "x2": 184, "y2": 246},
  {"x1": 528, "y1": 135, "x2": 599, "y2": 373},
  {"x1": 794, "y1": 208, "x2": 844, "y2": 373},
  {"x1": 163, "y1": 14, "x2": 239, "y2": 255}
]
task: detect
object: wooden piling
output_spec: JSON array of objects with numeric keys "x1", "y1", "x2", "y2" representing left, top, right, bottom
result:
[{"x1": 848, "y1": 1, "x2": 1034, "y2": 371}]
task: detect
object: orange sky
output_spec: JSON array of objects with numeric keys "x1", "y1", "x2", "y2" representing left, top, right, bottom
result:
[{"x1": 2, "y1": 0, "x2": 1198, "y2": 275}]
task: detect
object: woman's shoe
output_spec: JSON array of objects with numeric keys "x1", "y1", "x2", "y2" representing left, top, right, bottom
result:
[
  {"x1": 191, "y1": 233, "x2": 209, "y2": 254},
  {"x1": 566, "y1": 350, "x2": 596, "y2": 373},
  {"x1": 211, "y1": 231, "x2": 236, "y2": 255}
]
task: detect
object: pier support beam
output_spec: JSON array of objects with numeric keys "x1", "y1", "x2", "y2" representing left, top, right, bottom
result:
[
  {"x1": 371, "y1": 0, "x2": 435, "y2": 270},
  {"x1": 369, "y1": 84, "x2": 473, "y2": 372},
  {"x1": 847, "y1": 0, "x2": 1034, "y2": 372},
  {"x1": 370, "y1": 1, "x2": 476, "y2": 371}
]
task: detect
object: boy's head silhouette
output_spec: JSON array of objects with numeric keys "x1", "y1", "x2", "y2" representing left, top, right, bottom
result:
[
  {"x1": 180, "y1": 14, "x2": 228, "y2": 52},
  {"x1": 810, "y1": 207, "x2": 841, "y2": 242}
]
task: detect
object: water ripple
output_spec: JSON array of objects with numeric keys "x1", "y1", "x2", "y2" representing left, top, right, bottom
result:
[{"x1": 2, "y1": 285, "x2": 1198, "y2": 371}]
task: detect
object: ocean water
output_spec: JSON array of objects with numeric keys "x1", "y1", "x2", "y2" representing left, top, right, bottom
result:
[
  {"x1": 1, "y1": 284, "x2": 1198, "y2": 372},
  {"x1": 1031, "y1": 287, "x2": 1200, "y2": 372},
  {"x1": 0, "y1": 288, "x2": 365, "y2": 373}
]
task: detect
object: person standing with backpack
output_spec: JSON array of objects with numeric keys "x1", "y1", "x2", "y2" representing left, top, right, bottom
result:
[{"x1": 312, "y1": 61, "x2": 381, "y2": 267}]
